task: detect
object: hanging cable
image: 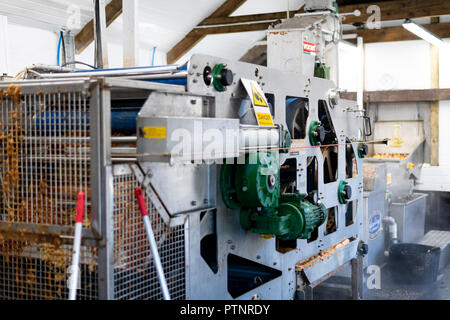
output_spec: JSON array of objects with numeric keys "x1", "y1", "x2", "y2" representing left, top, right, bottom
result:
[{"x1": 61, "y1": 61, "x2": 97, "y2": 69}]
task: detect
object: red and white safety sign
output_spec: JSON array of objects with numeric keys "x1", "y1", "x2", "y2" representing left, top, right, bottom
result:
[{"x1": 303, "y1": 41, "x2": 316, "y2": 55}]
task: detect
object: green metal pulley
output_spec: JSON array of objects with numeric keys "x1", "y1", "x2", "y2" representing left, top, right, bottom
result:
[
  {"x1": 338, "y1": 180, "x2": 352, "y2": 204},
  {"x1": 212, "y1": 64, "x2": 234, "y2": 92},
  {"x1": 357, "y1": 143, "x2": 368, "y2": 158},
  {"x1": 309, "y1": 121, "x2": 325, "y2": 146}
]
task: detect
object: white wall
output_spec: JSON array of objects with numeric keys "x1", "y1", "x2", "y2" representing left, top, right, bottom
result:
[
  {"x1": 4, "y1": 22, "x2": 58, "y2": 76},
  {"x1": 75, "y1": 16, "x2": 167, "y2": 69},
  {"x1": 364, "y1": 40, "x2": 431, "y2": 91},
  {"x1": 338, "y1": 41, "x2": 359, "y2": 92},
  {"x1": 0, "y1": 16, "x2": 8, "y2": 75},
  {"x1": 339, "y1": 38, "x2": 450, "y2": 169},
  {"x1": 1, "y1": 14, "x2": 168, "y2": 77},
  {"x1": 440, "y1": 39, "x2": 450, "y2": 166}
]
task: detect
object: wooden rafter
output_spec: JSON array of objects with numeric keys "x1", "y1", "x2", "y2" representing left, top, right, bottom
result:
[
  {"x1": 199, "y1": 0, "x2": 450, "y2": 27},
  {"x1": 345, "y1": 22, "x2": 450, "y2": 43},
  {"x1": 75, "y1": 0, "x2": 123, "y2": 54},
  {"x1": 340, "y1": 89, "x2": 450, "y2": 103},
  {"x1": 167, "y1": 0, "x2": 247, "y2": 64}
]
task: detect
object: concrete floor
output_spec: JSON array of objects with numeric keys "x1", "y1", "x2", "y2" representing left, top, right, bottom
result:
[
  {"x1": 313, "y1": 263, "x2": 450, "y2": 300},
  {"x1": 364, "y1": 263, "x2": 450, "y2": 300}
]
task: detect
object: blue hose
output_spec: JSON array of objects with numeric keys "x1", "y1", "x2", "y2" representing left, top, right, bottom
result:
[
  {"x1": 152, "y1": 46, "x2": 157, "y2": 66},
  {"x1": 56, "y1": 31, "x2": 63, "y2": 67}
]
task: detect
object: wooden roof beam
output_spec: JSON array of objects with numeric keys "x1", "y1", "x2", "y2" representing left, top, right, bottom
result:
[
  {"x1": 167, "y1": 0, "x2": 247, "y2": 64},
  {"x1": 344, "y1": 22, "x2": 450, "y2": 43},
  {"x1": 198, "y1": 0, "x2": 450, "y2": 27}
]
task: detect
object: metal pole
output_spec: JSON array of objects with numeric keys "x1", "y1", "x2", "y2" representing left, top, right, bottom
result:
[
  {"x1": 357, "y1": 36, "x2": 364, "y2": 111},
  {"x1": 135, "y1": 188, "x2": 171, "y2": 300},
  {"x1": 93, "y1": 0, "x2": 109, "y2": 69},
  {"x1": 69, "y1": 192, "x2": 85, "y2": 300}
]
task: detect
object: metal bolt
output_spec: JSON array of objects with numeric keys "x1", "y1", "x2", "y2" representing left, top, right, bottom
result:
[
  {"x1": 231, "y1": 245, "x2": 236, "y2": 250},
  {"x1": 256, "y1": 255, "x2": 261, "y2": 260},
  {"x1": 191, "y1": 201, "x2": 197, "y2": 206}
]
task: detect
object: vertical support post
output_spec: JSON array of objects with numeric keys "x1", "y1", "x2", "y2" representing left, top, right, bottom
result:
[
  {"x1": 356, "y1": 36, "x2": 365, "y2": 111},
  {"x1": 351, "y1": 256, "x2": 363, "y2": 300},
  {"x1": 123, "y1": 0, "x2": 139, "y2": 67},
  {"x1": 0, "y1": 15, "x2": 8, "y2": 75},
  {"x1": 430, "y1": 17, "x2": 440, "y2": 167},
  {"x1": 93, "y1": 81, "x2": 114, "y2": 299},
  {"x1": 93, "y1": 0, "x2": 109, "y2": 69}
]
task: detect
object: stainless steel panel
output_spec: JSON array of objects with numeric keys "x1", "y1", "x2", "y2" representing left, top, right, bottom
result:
[{"x1": 390, "y1": 193, "x2": 428, "y2": 243}]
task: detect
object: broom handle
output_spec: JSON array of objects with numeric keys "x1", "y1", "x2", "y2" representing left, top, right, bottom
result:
[
  {"x1": 135, "y1": 188, "x2": 171, "y2": 300},
  {"x1": 69, "y1": 192, "x2": 85, "y2": 300}
]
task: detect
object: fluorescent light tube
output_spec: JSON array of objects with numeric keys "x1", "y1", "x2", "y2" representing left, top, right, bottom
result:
[{"x1": 402, "y1": 19, "x2": 444, "y2": 47}]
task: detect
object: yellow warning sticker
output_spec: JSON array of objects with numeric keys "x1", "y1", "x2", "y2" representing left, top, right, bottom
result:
[
  {"x1": 251, "y1": 83, "x2": 268, "y2": 107},
  {"x1": 142, "y1": 127, "x2": 167, "y2": 139},
  {"x1": 241, "y1": 78, "x2": 274, "y2": 128},
  {"x1": 256, "y1": 112, "x2": 274, "y2": 127}
]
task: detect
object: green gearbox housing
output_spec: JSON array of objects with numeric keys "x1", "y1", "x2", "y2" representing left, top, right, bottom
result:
[{"x1": 221, "y1": 151, "x2": 327, "y2": 241}]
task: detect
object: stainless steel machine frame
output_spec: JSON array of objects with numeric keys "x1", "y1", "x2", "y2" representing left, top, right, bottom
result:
[{"x1": 0, "y1": 53, "x2": 365, "y2": 300}]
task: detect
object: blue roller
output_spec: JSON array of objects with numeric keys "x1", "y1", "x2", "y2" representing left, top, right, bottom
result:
[{"x1": 35, "y1": 107, "x2": 141, "y2": 135}]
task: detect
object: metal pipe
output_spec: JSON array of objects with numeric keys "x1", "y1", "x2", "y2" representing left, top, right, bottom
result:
[
  {"x1": 357, "y1": 36, "x2": 364, "y2": 111},
  {"x1": 383, "y1": 216, "x2": 399, "y2": 257},
  {"x1": 93, "y1": 0, "x2": 109, "y2": 69},
  {"x1": 135, "y1": 188, "x2": 171, "y2": 300},
  {"x1": 121, "y1": 71, "x2": 188, "y2": 80},
  {"x1": 68, "y1": 192, "x2": 85, "y2": 300},
  {"x1": 39, "y1": 65, "x2": 182, "y2": 79}
]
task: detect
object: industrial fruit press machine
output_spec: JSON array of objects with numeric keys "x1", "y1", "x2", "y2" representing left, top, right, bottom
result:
[{"x1": 0, "y1": 1, "x2": 368, "y2": 300}]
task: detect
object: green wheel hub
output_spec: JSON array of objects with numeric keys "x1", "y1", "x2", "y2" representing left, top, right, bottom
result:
[
  {"x1": 309, "y1": 121, "x2": 322, "y2": 146},
  {"x1": 338, "y1": 180, "x2": 351, "y2": 204},
  {"x1": 212, "y1": 64, "x2": 226, "y2": 92},
  {"x1": 357, "y1": 143, "x2": 368, "y2": 158}
]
